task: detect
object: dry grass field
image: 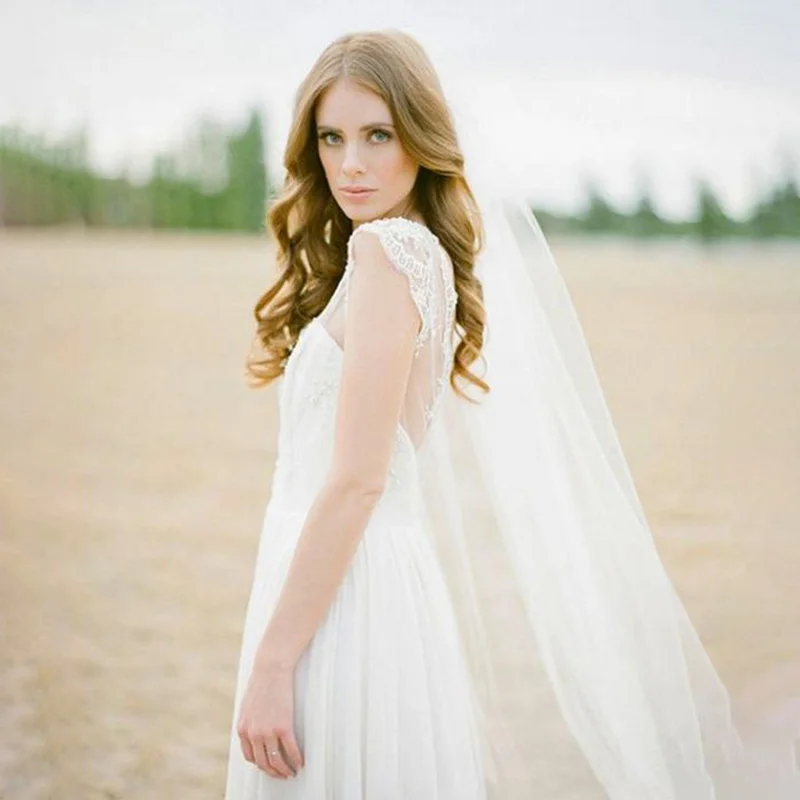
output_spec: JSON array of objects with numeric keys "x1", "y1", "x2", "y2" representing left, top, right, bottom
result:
[{"x1": 1, "y1": 229, "x2": 799, "y2": 798}]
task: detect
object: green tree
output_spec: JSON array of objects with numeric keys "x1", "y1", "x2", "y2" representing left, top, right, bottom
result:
[
  {"x1": 223, "y1": 109, "x2": 267, "y2": 231},
  {"x1": 693, "y1": 178, "x2": 732, "y2": 241},
  {"x1": 580, "y1": 178, "x2": 621, "y2": 232},
  {"x1": 629, "y1": 170, "x2": 664, "y2": 237},
  {"x1": 749, "y1": 153, "x2": 800, "y2": 237}
]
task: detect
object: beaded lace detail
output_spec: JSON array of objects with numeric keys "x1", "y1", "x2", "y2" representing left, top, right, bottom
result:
[
  {"x1": 432, "y1": 245, "x2": 459, "y2": 423},
  {"x1": 346, "y1": 217, "x2": 445, "y2": 359},
  {"x1": 346, "y1": 217, "x2": 458, "y2": 429}
]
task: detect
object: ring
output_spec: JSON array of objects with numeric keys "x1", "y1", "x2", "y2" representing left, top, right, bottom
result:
[{"x1": 269, "y1": 749, "x2": 278, "y2": 756}]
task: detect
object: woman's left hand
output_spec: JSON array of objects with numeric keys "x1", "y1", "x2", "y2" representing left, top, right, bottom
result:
[{"x1": 236, "y1": 663, "x2": 304, "y2": 780}]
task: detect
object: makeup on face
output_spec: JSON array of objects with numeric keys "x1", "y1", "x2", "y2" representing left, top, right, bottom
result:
[{"x1": 315, "y1": 79, "x2": 419, "y2": 221}]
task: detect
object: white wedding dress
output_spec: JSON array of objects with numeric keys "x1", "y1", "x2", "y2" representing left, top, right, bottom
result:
[{"x1": 224, "y1": 217, "x2": 489, "y2": 799}]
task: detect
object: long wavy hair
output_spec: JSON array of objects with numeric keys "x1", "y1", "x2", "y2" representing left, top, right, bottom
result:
[{"x1": 245, "y1": 29, "x2": 489, "y2": 401}]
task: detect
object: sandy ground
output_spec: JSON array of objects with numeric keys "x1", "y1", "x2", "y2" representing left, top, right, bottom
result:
[{"x1": 0, "y1": 229, "x2": 799, "y2": 798}]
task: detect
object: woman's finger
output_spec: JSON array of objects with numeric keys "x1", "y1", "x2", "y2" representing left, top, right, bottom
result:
[
  {"x1": 251, "y1": 734, "x2": 280, "y2": 778},
  {"x1": 238, "y1": 730, "x2": 255, "y2": 765},
  {"x1": 281, "y1": 730, "x2": 305, "y2": 774},
  {"x1": 266, "y1": 735, "x2": 294, "y2": 778}
]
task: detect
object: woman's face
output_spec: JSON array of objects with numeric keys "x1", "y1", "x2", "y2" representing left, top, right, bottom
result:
[{"x1": 315, "y1": 78, "x2": 419, "y2": 225}]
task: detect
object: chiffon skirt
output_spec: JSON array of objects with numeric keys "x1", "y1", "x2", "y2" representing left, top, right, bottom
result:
[{"x1": 223, "y1": 499, "x2": 487, "y2": 799}]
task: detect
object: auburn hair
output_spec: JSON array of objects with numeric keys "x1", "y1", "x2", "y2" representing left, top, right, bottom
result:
[{"x1": 245, "y1": 29, "x2": 489, "y2": 401}]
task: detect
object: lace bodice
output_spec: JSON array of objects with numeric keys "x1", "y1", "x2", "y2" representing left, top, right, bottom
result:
[{"x1": 268, "y1": 217, "x2": 457, "y2": 521}]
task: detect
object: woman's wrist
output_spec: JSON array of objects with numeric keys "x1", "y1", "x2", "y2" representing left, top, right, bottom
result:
[{"x1": 253, "y1": 636, "x2": 299, "y2": 674}]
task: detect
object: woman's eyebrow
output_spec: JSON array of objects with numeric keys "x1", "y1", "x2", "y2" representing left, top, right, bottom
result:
[{"x1": 316, "y1": 122, "x2": 395, "y2": 132}]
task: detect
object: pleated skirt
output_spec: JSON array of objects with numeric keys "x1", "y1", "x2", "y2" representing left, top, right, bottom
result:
[{"x1": 223, "y1": 499, "x2": 487, "y2": 799}]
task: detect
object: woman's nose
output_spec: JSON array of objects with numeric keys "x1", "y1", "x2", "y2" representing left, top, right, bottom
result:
[{"x1": 342, "y1": 144, "x2": 365, "y2": 177}]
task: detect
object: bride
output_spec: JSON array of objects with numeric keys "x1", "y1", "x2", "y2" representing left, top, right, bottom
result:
[{"x1": 223, "y1": 29, "x2": 799, "y2": 799}]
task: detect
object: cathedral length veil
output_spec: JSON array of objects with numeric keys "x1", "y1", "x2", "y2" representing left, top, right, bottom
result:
[{"x1": 411, "y1": 75, "x2": 800, "y2": 798}]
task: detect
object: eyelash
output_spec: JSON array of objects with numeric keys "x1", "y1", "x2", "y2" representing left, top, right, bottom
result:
[{"x1": 318, "y1": 129, "x2": 392, "y2": 146}]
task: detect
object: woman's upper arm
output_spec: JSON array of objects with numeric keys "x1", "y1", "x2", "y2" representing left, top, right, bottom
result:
[{"x1": 327, "y1": 228, "x2": 423, "y2": 495}]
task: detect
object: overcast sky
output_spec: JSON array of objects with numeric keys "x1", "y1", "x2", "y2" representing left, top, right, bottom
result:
[{"x1": 2, "y1": 0, "x2": 798, "y2": 217}]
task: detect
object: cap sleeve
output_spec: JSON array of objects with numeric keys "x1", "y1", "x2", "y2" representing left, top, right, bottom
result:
[{"x1": 346, "y1": 218, "x2": 439, "y2": 357}]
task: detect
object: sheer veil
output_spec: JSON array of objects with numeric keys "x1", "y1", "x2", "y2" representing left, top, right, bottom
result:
[{"x1": 413, "y1": 72, "x2": 800, "y2": 798}]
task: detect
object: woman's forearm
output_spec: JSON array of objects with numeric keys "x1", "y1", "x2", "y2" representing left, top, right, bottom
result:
[{"x1": 253, "y1": 474, "x2": 383, "y2": 672}]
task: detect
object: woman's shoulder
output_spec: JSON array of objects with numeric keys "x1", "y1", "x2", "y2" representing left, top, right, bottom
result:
[{"x1": 346, "y1": 216, "x2": 442, "y2": 271}]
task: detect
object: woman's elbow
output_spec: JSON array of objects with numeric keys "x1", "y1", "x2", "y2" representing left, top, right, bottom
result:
[{"x1": 325, "y1": 467, "x2": 387, "y2": 504}]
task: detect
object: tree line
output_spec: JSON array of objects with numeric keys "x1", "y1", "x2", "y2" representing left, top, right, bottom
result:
[
  {"x1": 535, "y1": 167, "x2": 800, "y2": 240},
  {"x1": 0, "y1": 111, "x2": 797, "y2": 239},
  {"x1": 0, "y1": 110, "x2": 268, "y2": 232}
]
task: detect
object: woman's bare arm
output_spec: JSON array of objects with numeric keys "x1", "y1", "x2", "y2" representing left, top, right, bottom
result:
[{"x1": 252, "y1": 230, "x2": 421, "y2": 672}]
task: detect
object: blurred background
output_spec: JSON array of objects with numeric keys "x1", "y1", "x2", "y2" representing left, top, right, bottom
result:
[{"x1": 0, "y1": 1, "x2": 798, "y2": 798}]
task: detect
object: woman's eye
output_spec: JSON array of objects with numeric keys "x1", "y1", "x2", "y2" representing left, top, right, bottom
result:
[
  {"x1": 319, "y1": 132, "x2": 341, "y2": 145},
  {"x1": 370, "y1": 129, "x2": 391, "y2": 143}
]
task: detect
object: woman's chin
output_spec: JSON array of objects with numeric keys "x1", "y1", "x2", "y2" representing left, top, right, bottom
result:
[
  {"x1": 345, "y1": 207, "x2": 386, "y2": 224},
  {"x1": 339, "y1": 196, "x2": 402, "y2": 224},
  {"x1": 339, "y1": 195, "x2": 411, "y2": 225}
]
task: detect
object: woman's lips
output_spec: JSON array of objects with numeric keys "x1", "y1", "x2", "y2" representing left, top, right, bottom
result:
[{"x1": 340, "y1": 187, "x2": 376, "y2": 200}]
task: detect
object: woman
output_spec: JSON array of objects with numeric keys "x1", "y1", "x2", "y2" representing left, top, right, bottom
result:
[
  {"x1": 224, "y1": 29, "x2": 799, "y2": 800},
  {"x1": 225, "y1": 29, "x2": 488, "y2": 799}
]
